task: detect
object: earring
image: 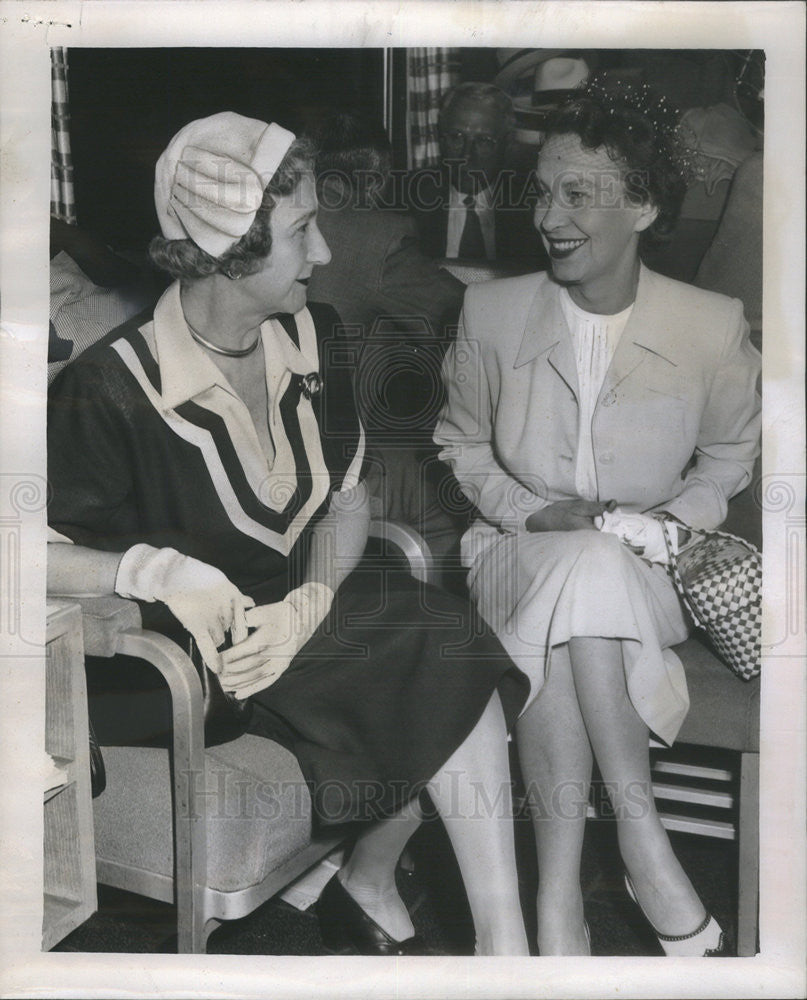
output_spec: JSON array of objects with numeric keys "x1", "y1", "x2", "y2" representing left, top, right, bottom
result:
[{"x1": 224, "y1": 262, "x2": 244, "y2": 280}]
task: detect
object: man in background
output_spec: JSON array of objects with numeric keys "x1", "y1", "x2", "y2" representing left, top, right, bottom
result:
[
  {"x1": 307, "y1": 113, "x2": 462, "y2": 344},
  {"x1": 407, "y1": 82, "x2": 545, "y2": 263},
  {"x1": 307, "y1": 113, "x2": 468, "y2": 584}
]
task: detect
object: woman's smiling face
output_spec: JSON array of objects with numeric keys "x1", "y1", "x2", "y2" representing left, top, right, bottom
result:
[{"x1": 534, "y1": 133, "x2": 657, "y2": 298}]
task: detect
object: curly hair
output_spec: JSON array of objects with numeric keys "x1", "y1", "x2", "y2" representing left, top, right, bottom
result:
[
  {"x1": 149, "y1": 135, "x2": 316, "y2": 280},
  {"x1": 543, "y1": 82, "x2": 690, "y2": 242}
]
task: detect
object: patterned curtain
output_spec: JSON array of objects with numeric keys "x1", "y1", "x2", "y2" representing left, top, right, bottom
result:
[
  {"x1": 406, "y1": 48, "x2": 460, "y2": 169},
  {"x1": 50, "y1": 47, "x2": 76, "y2": 224}
]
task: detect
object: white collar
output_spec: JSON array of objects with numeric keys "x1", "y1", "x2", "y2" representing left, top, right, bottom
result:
[
  {"x1": 151, "y1": 282, "x2": 318, "y2": 411},
  {"x1": 559, "y1": 286, "x2": 635, "y2": 324},
  {"x1": 151, "y1": 283, "x2": 228, "y2": 410},
  {"x1": 449, "y1": 184, "x2": 494, "y2": 210}
]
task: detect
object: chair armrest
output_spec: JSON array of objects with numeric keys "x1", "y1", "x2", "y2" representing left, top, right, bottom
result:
[
  {"x1": 69, "y1": 596, "x2": 205, "y2": 814},
  {"x1": 68, "y1": 596, "x2": 142, "y2": 658},
  {"x1": 112, "y1": 627, "x2": 206, "y2": 771},
  {"x1": 69, "y1": 595, "x2": 207, "y2": 926},
  {"x1": 368, "y1": 518, "x2": 435, "y2": 585}
]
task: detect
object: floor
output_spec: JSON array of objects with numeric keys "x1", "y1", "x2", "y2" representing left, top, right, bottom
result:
[{"x1": 54, "y1": 798, "x2": 740, "y2": 957}]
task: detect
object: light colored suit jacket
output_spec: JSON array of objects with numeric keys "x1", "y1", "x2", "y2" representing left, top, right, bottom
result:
[{"x1": 434, "y1": 265, "x2": 761, "y2": 545}]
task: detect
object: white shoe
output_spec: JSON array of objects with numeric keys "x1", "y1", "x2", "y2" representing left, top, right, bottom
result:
[{"x1": 624, "y1": 873, "x2": 727, "y2": 956}]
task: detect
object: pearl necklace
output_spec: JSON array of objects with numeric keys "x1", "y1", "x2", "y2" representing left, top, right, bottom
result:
[{"x1": 186, "y1": 317, "x2": 261, "y2": 358}]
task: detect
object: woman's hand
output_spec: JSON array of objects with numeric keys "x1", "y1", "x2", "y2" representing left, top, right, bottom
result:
[
  {"x1": 114, "y1": 544, "x2": 254, "y2": 672},
  {"x1": 218, "y1": 601, "x2": 298, "y2": 698},
  {"x1": 526, "y1": 500, "x2": 611, "y2": 533},
  {"x1": 219, "y1": 582, "x2": 334, "y2": 699},
  {"x1": 598, "y1": 510, "x2": 673, "y2": 564}
]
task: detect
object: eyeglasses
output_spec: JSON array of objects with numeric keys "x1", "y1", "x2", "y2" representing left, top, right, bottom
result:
[{"x1": 441, "y1": 130, "x2": 501, "y2": 155}]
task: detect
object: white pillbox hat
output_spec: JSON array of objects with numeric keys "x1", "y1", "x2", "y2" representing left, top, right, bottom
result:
[{"x1": 154, "y1": 111, "x2": 295, "y2": 257}]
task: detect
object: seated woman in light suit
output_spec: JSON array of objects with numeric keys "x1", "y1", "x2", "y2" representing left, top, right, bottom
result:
[{"x1": 434, "y1": 82, "x2": 761, "y2": 956}]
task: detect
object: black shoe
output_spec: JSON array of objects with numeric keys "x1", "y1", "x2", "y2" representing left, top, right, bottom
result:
[{"x1": 316, "y1": 874, "x2": 430, "y2": 955}]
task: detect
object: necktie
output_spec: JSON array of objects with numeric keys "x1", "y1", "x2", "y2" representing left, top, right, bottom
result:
[{"x1": 458, "y1": 194, "x2": 487, "y2": 259}]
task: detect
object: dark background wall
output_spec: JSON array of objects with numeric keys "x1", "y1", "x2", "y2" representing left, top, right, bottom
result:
[
  {"x1": 66, "y1": 47, "x2": 756, "y2": 254},
  {"x1": 68, "y1": 48, "x2": 385, "y2": 250}
]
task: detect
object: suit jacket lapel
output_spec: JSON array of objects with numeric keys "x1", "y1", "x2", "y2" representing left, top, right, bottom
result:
[
  {"x1": 434, "y1": 170, "x2": 450, "y2": 256},
  {"x1": 511, "y1": 265, "x2": 683, "y2": 407},
  {"x1": 599, "y1": 264, "x2": 679, "y2": 403},
  {"x1": 514, "y1": 277, "x2": 580, "y2": 399}
]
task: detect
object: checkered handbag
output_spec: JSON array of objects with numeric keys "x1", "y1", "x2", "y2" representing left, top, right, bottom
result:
[{"x1": 658, "y1": 518, "x2": 761, "y2": 681}]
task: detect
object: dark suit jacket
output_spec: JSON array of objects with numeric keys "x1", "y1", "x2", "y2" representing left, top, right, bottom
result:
[
  {"x1": 307, "y1": 185, "x2": 465, "y2": 439},
  {"x1": 307, "y1": 182, "x2": 470, "y2": 539},
  {"x1": 405, "y1": 166, "x2": 547, "y2": 264},
  {"x1": 308, "y1": 192, "x2": 463, "y2": 336}
]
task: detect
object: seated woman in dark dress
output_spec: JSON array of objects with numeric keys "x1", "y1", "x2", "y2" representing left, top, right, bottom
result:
[{"x1": 47, "y1": 112, "x2": 531, "y2": 956}]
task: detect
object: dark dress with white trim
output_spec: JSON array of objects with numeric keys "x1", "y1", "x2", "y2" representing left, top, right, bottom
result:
[{"x1": 48, "y1": 287, "x2": 528, "y2": 828}]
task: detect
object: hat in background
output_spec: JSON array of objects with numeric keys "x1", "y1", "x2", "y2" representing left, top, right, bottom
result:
[
  {"x1": 155, "y1": 111, "x2": 295, "y2": 257},
  {"x1": 534, "y1": 55, "x2": 591, "y2": 94},
  {"x1": 495, "y1": 49, "x2": 597, "y2": 144}
]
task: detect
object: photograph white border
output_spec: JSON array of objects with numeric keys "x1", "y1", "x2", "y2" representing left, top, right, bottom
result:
[{"x1": 1, "y1": 2, "x2": 804, "y2": 997}]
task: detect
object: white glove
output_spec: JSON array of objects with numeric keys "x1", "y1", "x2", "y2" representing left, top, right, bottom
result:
[
  {"x1": 219, "y1": 582, "x2": 334, "y2": 699},
  {"x1": 597, "y1": 509, "x2": 676, "y2": 564},
  {"x1": 115, "y1": 543, "x2": 254, "y2": 672}
]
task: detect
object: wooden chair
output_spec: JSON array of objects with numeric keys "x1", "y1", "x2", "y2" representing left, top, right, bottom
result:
[
  {"x1": 652, "y1": 644, "x2": 759, "y2": 955},
  {"x1": 76, "y1": 520, "x2": 433, "y2": 954},
  {"x1": 651, "y1": 458, "x2": 762, "y2": 956},
  {"x1": 652, "y1": 170, "x2": 764, "y2": 956}
]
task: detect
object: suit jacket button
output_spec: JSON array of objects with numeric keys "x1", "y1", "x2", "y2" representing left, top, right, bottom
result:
[
  {"x1": 600, "y1": 451, "x2": 614, "y2": 464},
  {"x1": 602, "y1": 391, "x2": 616, "y2": 406}
]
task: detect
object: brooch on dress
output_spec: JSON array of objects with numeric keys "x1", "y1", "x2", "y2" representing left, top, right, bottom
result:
[{"x1": 299, "y1": 372, "x2": 323, "y2": 400}]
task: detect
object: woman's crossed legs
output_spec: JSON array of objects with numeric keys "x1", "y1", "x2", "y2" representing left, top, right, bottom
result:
[{"x1": 517, "y1": 637, "x2": 706, "y2": 955}]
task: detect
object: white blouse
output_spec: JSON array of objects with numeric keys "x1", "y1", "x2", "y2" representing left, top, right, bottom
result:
[{"x1": 560, "y1": 288, "x2": 634, "y2": 501}]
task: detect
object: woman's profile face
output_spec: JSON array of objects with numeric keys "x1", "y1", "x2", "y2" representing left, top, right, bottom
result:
[
  {"x1": 243, "y1": 172, "x2": 331, "y2": 316},
  {"x1": 534, "y1": 133, "x2": 657, "y2": 292}
]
